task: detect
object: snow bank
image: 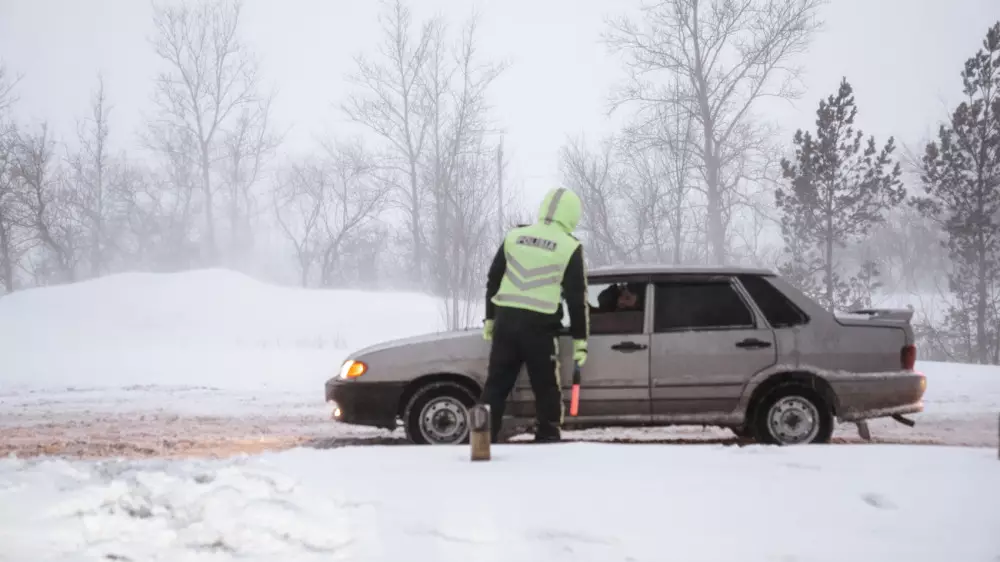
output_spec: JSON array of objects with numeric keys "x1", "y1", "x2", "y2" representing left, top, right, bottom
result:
[
  {"x1": 0, "y1": 269, "x2": 446, "y2": 391},
  {"x1": 1, "y1": 443, "x2": 998, "y2": 561},
  {"x1": 917, "y1": 360, "x2": 1000, "y2": 416}
]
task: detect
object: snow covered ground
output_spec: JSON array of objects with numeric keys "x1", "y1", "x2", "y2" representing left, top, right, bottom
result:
[
  {"x1": 1, "y1": 269, "x2": 1000, "y2": 560},
  {"x1": 1, "y1": 444, "x2": 999, "y2": 561},
  {"x1": 1, "y1": 268, "x2": 999, "y2": 457}
]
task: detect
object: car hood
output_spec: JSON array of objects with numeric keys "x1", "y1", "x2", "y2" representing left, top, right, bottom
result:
[
  {"x1": 349, "y1": 328, "x2": 472, "y2": 354},
  {"x1": 347, "y1": 328, "x2": 490, "y2": 367}
]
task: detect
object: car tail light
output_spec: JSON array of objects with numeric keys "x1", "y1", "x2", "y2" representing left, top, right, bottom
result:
[{"x1": 901, "y1": 344, "x2": 917, "y2": 370}]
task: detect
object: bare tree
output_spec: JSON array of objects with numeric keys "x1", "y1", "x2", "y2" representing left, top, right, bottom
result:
[
  {"x1": 618, "y1": 92, "x2": 700, "y2": 264},
  {"x1": 66, "y1": 75, "x2": 126, "y2": 277},
  {"x1": 0, "y1": 132, "x2": 28, "y2": 292},
  {"x1": 604, "y1": 0, "x2": 825, "y2": 264},
  {"x1": 559, "y1": 135, "x2": 629, "y2": 266},
  {"x1": 11, "y1": 124, "x2": 80, "y2": 283},
  {"x1": 219, "y1": 93, "x2": 280, "y2": 266},
  {"x1": 148, "y1": 0, "x2": 264, "y2": 265},
  {"x1": 342, "y1": 0, "x2": 435, "y2": 285},
  {"x1": 316, "y1": 139, "x2": 393, "y2": 287},
  {"x1": 421, "y1": 14, "x2": 506, "y2": 305},
  {"x1": 439, "y1": 142, "x2": 505, "y2": 329},
  {"x1": 0, "y1": 62, "x2": 25, "y2": 292},
  {"x1": 273, "y1": 157, "x2": 324, "y2": 287},
  {"x1": 0, "y1": 63, "x2": 20, "y2": 118},
  {"x1": 273, "y1": 140, "x2": 391, "y2": 288}
]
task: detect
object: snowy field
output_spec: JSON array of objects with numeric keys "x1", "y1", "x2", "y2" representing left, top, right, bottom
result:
[
  {"x1": 1, "y1": 270, "x2": 999, "y2": 561},
  {"x1": 1, "y1": 268, "x2": 999, "y2": 457},
  {"x1": 1, "y1": 443, "x2": 999, "y2": 561}
]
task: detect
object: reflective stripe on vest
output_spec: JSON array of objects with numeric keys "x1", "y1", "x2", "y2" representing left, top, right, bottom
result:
[
  {"x1": 542, "y1": 188, "x2": 566, "y2": 224},
  {"x1": 503, "y1": 250, "x2": 563, "y2": 289},
  {"x1": 491, "y1": 222, "x2": 579, "y2": 315}
]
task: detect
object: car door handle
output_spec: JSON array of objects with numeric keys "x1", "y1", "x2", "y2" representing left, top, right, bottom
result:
[
  {"x1": 611, "y1": 341, "x2": 647, "y2": 352},
  {"x1": 735, "y1": 338, "x2": 771, "y2": 349}
]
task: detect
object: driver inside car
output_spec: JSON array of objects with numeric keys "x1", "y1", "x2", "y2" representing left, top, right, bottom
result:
[{"x1": 594, "y1": 283, "x2": 643, "y2": 312}]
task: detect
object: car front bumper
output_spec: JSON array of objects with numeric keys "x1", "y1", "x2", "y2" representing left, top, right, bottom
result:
[{"x1": 325, "y1": 378, "x2": 405, "y2": 430}]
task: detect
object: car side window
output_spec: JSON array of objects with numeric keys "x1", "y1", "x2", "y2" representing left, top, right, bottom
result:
[
  {"x1": 736, "y1": 274, "x2": 809, "y2": 328},
  {"x1": 653, "y1": 280, "x2": 755, "y2": 332},
  {"x1": 561, "y1": 281, "x2": 645, "y2": 334}
]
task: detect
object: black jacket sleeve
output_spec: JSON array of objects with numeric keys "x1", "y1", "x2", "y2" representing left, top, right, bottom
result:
[
  {"x1": 561, "y1": 245, "x2": 589, "y2": 341},
  {"x1": 484, "y1": 242, "x2": 506, "y2": 321}
]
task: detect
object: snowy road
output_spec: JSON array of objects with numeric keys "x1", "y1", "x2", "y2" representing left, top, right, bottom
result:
[{"x1": 1, "y1": 376, "x2": 997, "y2": 460}]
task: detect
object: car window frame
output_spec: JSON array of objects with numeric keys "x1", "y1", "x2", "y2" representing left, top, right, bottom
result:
[
  {"x1": 559, "y1": 274, "x2": 653, "y2": 336},
  {"x1": 734, "y1": 273, "x2": 811, "y2": 328},
  {"x1": 648, "y1": 274, "x2": 764, "y2": 333}
]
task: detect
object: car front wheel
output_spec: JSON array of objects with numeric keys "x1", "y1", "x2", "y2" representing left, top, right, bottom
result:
[
  {"x1": 751, "y1": 384, "x2": 833, "y2": 445},
  {"x1": 402, "y1": 381, "x2": 476, "y2": 445}
]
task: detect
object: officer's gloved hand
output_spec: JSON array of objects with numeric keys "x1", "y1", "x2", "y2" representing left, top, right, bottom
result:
[
  {"x1": 573, "y1": 339, "x2": 587, "y2": 366},
  {"x1": 483, "y1": 319, "x2": 494, "y2": 341}
]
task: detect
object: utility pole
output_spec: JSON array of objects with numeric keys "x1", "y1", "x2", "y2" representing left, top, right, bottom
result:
[{"x1": 497, "y1": 136, "x2": 504, "y2": 241}]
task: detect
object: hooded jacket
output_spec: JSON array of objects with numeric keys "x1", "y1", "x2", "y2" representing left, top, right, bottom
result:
[{"x1": 484, "y1": 187, "x2": 589, "y2": 341}]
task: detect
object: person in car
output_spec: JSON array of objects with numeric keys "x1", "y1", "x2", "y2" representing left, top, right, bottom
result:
[{"x1": 595, "y1": 283, "x2": 642, "y2": 312}]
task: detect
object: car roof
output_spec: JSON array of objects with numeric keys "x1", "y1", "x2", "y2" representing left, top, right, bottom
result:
[{"x1": 587, "y1": 264, "x2": 775, "y2": 278}]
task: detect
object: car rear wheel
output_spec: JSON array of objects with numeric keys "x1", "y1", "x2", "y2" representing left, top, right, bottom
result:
[
  {"x1": 403, "y1": 381, "x2": 477, "y2": 445},
  {"x1": 751, "y1": 384, "x2": 833, "y2": 445}
]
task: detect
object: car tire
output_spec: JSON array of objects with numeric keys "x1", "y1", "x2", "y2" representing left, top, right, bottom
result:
[
  {"x1": 750, "y1": 383, "x2": 833, "y2": 445},
  {"x1": 403, "y1": 381, "x2": 477, "y2": 445}
]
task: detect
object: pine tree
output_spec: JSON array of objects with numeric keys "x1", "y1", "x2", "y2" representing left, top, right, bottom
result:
[
  {"x1": 912, "y1": 22, "x2": 1000, "y2": 365},
  {"x1": 775, "y1": 78, "x2": 905, "y2": 313}
]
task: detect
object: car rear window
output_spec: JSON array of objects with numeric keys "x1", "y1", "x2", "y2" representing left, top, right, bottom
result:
[
  {"x1": 737, "y1": 274, "x2": 809, "y2": 328},
  {"x1": 653, "y1": 280, "x2": 755, "y2": 331}
]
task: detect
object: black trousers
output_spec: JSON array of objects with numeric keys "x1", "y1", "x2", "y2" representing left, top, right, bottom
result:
[{"x1": 480, "y1": 307, "x2": 563, "y2": 441}]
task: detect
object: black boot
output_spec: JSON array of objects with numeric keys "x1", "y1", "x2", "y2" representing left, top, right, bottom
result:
[{"x1": 533, "y1": 422, "x2": 561, "y2": 443}]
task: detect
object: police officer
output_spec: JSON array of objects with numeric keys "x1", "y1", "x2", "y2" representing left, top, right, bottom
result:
[{"x1": 480, "y1": 186, "x2": 589, "y2": 443}]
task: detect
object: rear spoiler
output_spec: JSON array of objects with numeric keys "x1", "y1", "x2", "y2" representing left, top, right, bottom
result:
[{"x1": 846, "y1": 308, "x2": 914, "y2": 323}]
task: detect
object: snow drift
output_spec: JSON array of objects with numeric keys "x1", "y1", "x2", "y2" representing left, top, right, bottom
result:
[
  {"x1": 0, "y1": 269, "x2": 447, "y2": 392},
  {"x1": 1, "y1": 443, "x2": 998, "y2": 561},
  {"x1": 0, "y1": 269, "x2": 446, "y2": 350}
]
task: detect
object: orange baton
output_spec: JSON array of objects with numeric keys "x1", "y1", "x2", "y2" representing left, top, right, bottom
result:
[{"x1": 570, "y1": 362, "x2": 581, "y2": 416}]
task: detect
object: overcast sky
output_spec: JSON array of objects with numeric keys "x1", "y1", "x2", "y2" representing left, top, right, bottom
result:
[{"x1": 1, "y1": 0, "x2": 998, "y2": 210}]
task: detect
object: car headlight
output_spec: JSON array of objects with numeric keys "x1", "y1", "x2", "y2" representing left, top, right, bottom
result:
[{"x1": 339, "y1": 359, "x2": 367, "y2": 379}]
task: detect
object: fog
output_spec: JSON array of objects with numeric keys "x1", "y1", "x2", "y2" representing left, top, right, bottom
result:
[{"x1": 0, "y1": 0, "x2": 998, "y2": 363}]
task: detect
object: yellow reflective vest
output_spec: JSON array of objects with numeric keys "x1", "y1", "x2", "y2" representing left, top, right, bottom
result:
[{"x1": 491, "y1": 221, "x2": 580, "y2": 315}]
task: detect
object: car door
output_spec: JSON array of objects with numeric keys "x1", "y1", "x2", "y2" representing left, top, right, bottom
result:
[
  {"x1": 509, "y1": 279, "x2": 652, "y2": 421},
  {"x1": 648, "y1": 276, "x2": 777, "y2": 417}
]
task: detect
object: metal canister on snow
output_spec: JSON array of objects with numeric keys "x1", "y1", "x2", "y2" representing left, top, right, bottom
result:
[{"x1": 470, "y1": 403, "x2": 491, "y2": 461}]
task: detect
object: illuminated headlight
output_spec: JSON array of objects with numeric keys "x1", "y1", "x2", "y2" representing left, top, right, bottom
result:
[{"x1": 339, "y1": 359, "x2": 367, "y2": 379}]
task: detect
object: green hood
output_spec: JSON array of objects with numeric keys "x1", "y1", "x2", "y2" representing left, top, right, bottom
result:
[{"x1": 537, "y1": 187, "x2": 581, "y2": 233}]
